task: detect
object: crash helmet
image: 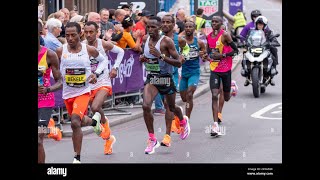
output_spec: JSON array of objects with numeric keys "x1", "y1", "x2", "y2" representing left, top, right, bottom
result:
[
  {"x1": 255, "y1": 15, "x2": 268, "y2": 30},
  {"x1": 251, "y1": 9, "x2": 262, "y2": 21}
]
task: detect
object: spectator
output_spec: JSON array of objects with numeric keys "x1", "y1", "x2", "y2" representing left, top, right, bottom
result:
[
  {"x1": 69, "y1": 15, "x2": 84, "y2": 23},
  {"x1": 44, "y1": 18, "x2": 62, "y2": 51},
  {"x1": 108, "y1": 9, "x2": 116, "y2": 22},
  {"x1": 156, "y1": 11, "x2": 167, "y2": 19},
  {"x1": 54, "y1": 11, "x2": 66, "y2": 37},
  {"x1": 133, "y1": 10, "x2": 153, "y2": 40},
  {"x1": 88, "y1": 12, "x2": 102, "y2": 38},
  {"x1": 70, "y1": 10, "x2": 78, "y2": 18},
  {"x1": 113, "y1": 9, "x2": 126, "y2": 25},
  {"x1": 99, "y1": 8, "x2": 123, "y2": 42},
  {"x1": 41, "y1": 21, "x2": 48, "y2": 38},
  {"x1": 78, "y1": 22, "x2": 86, "y2": 42},
  {"x1": 38, "y1": 20, "x2": 45, "y2": 46},
  {"x1": 47, "y1": 13, "x2": 55, "y2": 19},
  {"x1": 195, "y1": 8, "x2": 206, "y2": 35},
  {"x1": 117, "y1": 15, "x2": 142, "y2": 52},
  {"x1": 176, "y1": 9, "x2": 186, "y2": 34},
  {"x1": 121, "y1": 4, "x2": 132, "y2": 16}
]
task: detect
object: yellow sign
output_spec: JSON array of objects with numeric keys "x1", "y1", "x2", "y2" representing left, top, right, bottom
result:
[{"x1": 65, "y1": 74, "x2": 86, "y2": 83}]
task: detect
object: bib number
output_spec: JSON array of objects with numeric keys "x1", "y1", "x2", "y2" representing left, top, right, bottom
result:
[
  {"x1": 65, "y1": 68, "x2": 86, "y2": 88},
  {"x1": 145, "y1": 59, "x2": 160, "y2": 73}
]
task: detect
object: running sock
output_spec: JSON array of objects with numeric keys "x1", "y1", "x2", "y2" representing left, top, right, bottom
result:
[
  {"x1": 213, "y1": 122, "x2": 219, "y2": 127},
  {"x1": 149, "y1": 133, "x2": 156, "y2": 141},
  {"x1": 74, "y1": 154, "x2": 80, "y2": 161}
]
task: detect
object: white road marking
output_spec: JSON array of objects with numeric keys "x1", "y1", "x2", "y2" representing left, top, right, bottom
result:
[{"x1": 251, "y1": 103, "x2": 282, "y2": 120}]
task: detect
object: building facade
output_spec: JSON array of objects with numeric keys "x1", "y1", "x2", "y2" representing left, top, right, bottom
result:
[{"x1": 39, "y1": 0, "x2": 97, "y2": 20}]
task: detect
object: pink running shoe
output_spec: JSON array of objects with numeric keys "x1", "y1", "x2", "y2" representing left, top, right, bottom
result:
[
  {"x1": 144, "y1": 138, "x2": 160, "y2": 154},
  {"x1": 180, "y1": 116, "x2": 190, "y2": 140}
]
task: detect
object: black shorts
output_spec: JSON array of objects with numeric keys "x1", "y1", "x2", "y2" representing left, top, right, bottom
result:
[
  {"x1": 210, "y1": 70, "x2": 231, "y2": 92},
  {"x1": 38, "y1": 108, "x2": 52, "y2": 127},
  {"x1": 144, "y1": 74, "x2": 177, "y2": 95}
]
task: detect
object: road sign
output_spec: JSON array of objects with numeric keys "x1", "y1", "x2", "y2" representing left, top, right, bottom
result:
[
  {"x1": 198, "y1": 0, "x2": 219, "y2": 17},
  {"x1": 194, "y1": 0, "x2": 223, "y2": 18}
]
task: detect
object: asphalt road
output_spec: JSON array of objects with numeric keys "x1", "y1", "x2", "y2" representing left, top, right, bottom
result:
[{"x1": 44, "y1": 0, "x2": 282, "y2": 164}]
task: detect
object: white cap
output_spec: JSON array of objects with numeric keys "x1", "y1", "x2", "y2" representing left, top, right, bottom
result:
[{"x1": 157, "y1": 11, "x2": 167, "y2": 19}]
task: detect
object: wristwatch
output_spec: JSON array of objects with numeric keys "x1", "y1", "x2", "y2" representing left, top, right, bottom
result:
[
  {"x1": 159, "y1": 54, "x2": 166, "y2": 61},
  {"x1": 46, "y1": 87, "x2": 51, "y2": 93}
]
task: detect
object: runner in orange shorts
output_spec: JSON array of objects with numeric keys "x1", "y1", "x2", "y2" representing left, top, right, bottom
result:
[
  {"x1": 84, "y1": 21, "x2": 124, "y2": 155},
  {"x1": 56, "y1": 22, "x2": 108, "y2": 163}
]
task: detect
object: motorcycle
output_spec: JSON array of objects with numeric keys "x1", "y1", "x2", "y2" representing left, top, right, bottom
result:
[{"x1": 240, "y1": 30, "x2": 280, "y2": 98}]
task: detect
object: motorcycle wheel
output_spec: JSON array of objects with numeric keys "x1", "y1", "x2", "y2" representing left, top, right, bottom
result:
[
  {"x1": 252, "y1": 67, "x2": 261, "y2": 98},
  {"x1": 261, "y1": 86, "x2": 266, "y2": 93}
]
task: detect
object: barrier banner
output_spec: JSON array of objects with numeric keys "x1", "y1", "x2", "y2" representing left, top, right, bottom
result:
[
  {"x1": 108, "y1": 49, "x2": 145, "y2": 93},
  {"x1": 229, "y1": 0, "x2": 243, "y2": 16}
]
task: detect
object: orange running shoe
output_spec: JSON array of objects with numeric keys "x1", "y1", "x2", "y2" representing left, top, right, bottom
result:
[
  {"x1": 100, "y1": 116, "x2": 111, "y2": 140},
  {"x1": 171, "y1": 115, "x2": 181, "y2": 134},
  {"x1": 160, "y1": 134, "x2": 171, "y2": 147},
  {"x1": 104, "y1": 135, "x2": 116, "y2": 155},
  {"x1": 47, "y1": 118, "x2": 62, "y2": 141}
]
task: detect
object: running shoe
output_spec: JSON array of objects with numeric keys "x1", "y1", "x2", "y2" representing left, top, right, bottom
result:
[
  {"x1": 160, "y1": 134, "x2": 171, "y2": 147},
  {"x1": 47, "y1": 118, "x2": 62, "y2": 141},
  {"x1": 210, "y1": 123, "x2": 222, "y2": 137},
  {"x1": 104, "y1": 135, "x2": 116, "y2": 155},
  {"x1": 145, "y1": 138, "x2": 160, "y2": 154},
  {"x1": 231, "y1": 80, "x2": 239, "y2": 97},
  {"x1": 153, "y1": 109, "x2": 166, "y2": 116},
  {"x1": 92, "y1": 112, "x2": 103, "y2": 135},
  {"x1": 100, "y1": 116, "x2": 111, "y2": 140},
  {"x1": 73, "y1": 158, "x2": 81, "y2": 164},
  {"x1": 171, "y1": 116, "x2": 181, "y2": 134},
  {"x1": 180, "y1": 115, "x2": 190, "y2": 140}
]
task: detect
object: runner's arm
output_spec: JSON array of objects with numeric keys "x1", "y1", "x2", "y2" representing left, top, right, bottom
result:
[
  {"x1": 178, "y1": 36, "x2": 190, "y2": 57},
  {"x1": 47, "y1": 49, "x2": 62, "y2": 92},
  {"x1": 198, "y1": 39, "x2": 208, "y2": 61},
  {"x1": 223, "y1": 32, "x2": 239, "y2": 57},
  {"x1": 163, "y1": 37, "x2": 182, "y2": 67},
  {"x1": 103, "y1": 40, "x2": 124, "y2": 69},
  {"x1": 87, "y1": 45, "x2": 107, "y2": 74}
]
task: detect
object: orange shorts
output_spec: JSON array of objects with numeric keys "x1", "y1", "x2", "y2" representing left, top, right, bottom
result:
[
  {"x1": 90, "y1": 86, "x2": 112, "y2": 102},
  {"x1": 64, "y1": 93, "x2": 90, "y2": 120}
]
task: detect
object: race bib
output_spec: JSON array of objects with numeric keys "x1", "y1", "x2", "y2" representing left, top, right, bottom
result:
[
  {"x1": 145, "y1": 59, "x2": 160, "y2": 73},
  {"x1": 65, "y1": 68, "x2": 86, "y2": 88},
  {"x1": 90, "y1": 58, "x2": 99, "y2": 73},
  {"x1": 187, "y1": 51, "x2": 199, "y2": 60}
]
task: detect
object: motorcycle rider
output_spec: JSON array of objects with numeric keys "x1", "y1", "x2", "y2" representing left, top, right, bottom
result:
[
  {"x1": 241, "y1": 15, "x2": 279, "y2": 86},
  {"x1": 240, "y1": 10, "x2": 262, "y2": 40}
]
